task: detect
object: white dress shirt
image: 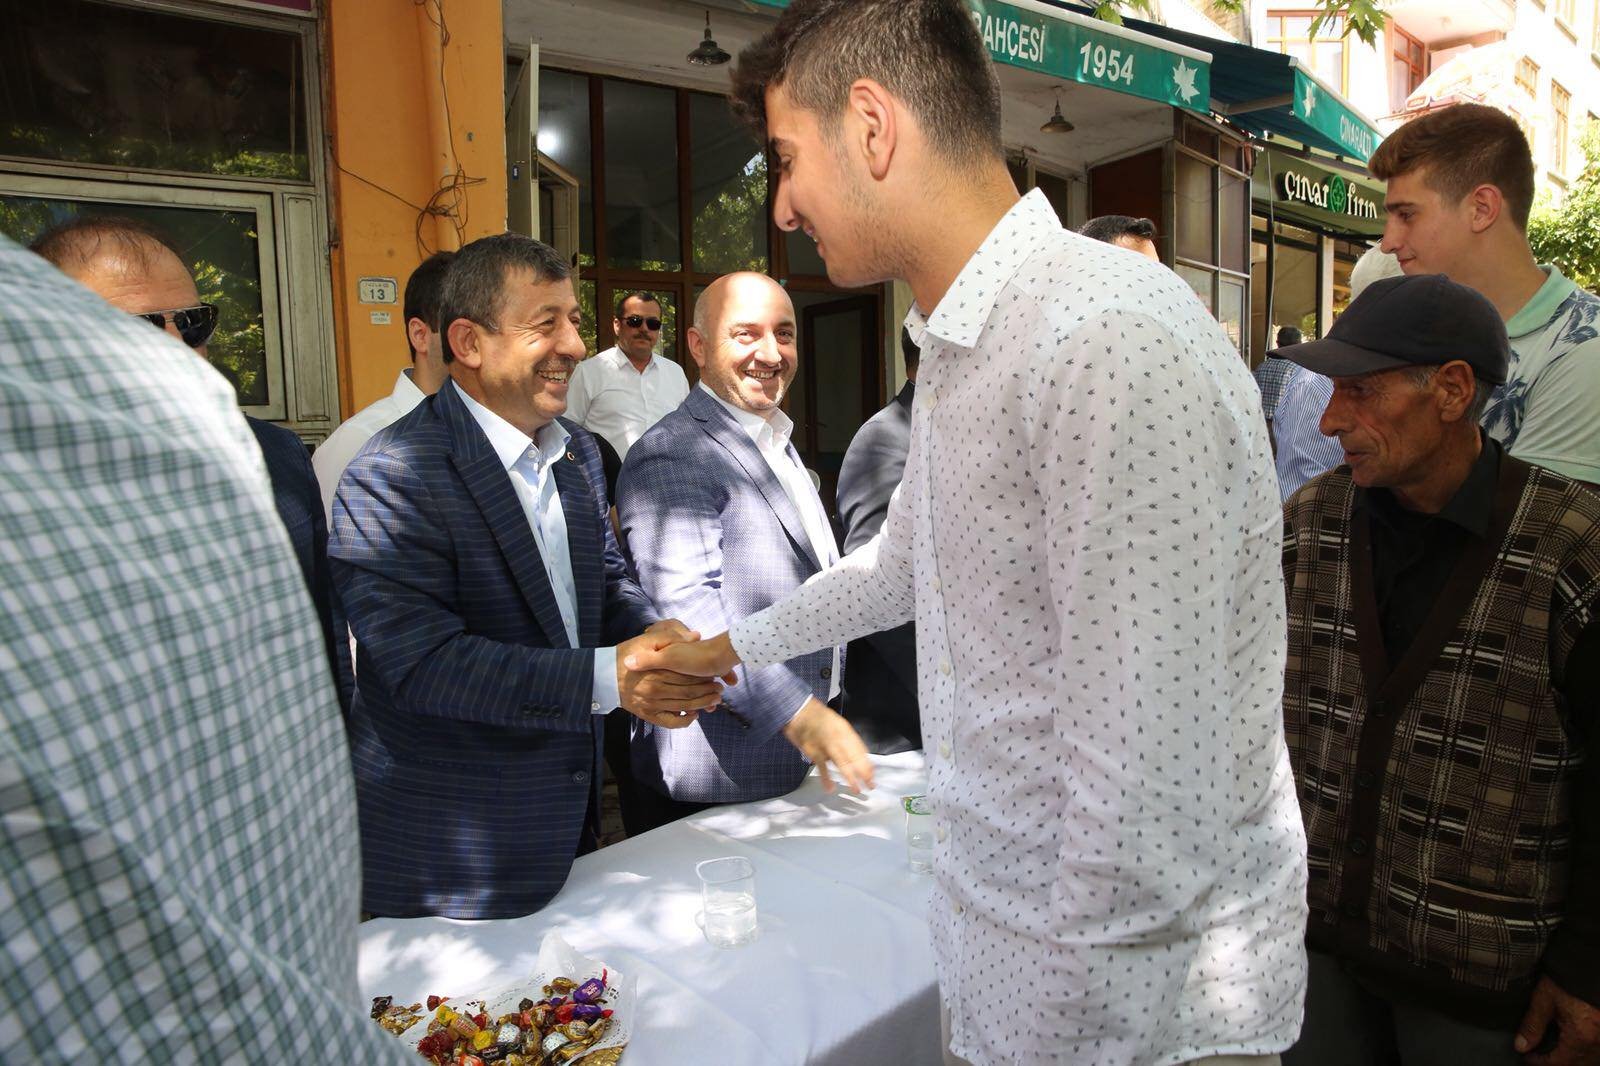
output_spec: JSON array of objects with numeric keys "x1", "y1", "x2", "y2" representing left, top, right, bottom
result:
[
  {"x1": 698, "y1": 382, "x2": 841, "y2": 705},
  {"x1": 565, "y1": 346, "x2": 690, "y2": 459},
  {"x1": 453, "y1": 382, "x2": 620, "y2": 714},
  {"x1": 312, "y1": 368, "x2": 427, "y2": 524},
  {"x1": 729, "y1": 191, "x2": 1307, "y2": 1064}
]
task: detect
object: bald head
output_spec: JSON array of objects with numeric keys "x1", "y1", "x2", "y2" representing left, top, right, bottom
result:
[
  {"x1": 31, "y1": 216, "x2": 206, "y2": 350},
  {"x1": 689, "y1": 272, "x2": 798, "y2": 417}
]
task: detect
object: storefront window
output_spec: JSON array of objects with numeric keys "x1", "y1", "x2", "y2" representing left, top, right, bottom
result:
[
  {"x1": 690, "y1": 94, "x2": 768, "y2": 275},
  {"x1": 1331, "y1": 239, "x2": 1366, "y2": 323},
  {"x1": 1173, "y1": 120, "x2": 1251, "y2": 357},
  {"x1": 0, "y1": 0, "x2": 310, "y2": 181},
  {"x1": 603, "y1": 79, "x2": 680, "y2": 272},
  {"x1": 537, "y1": 69, "x2": 594, "y2": 264},
  {"x1": 1250, "y1": 220, "x2": 1319, "y2": 355}
]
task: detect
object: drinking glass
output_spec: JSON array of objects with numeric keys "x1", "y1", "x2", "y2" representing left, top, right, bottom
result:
[
  {"x1": 696, "y1": 856, "x2": 759, "y2": 947},
  {"x1": 904, "y1": 795, "x2": 934, "y2": 874}
]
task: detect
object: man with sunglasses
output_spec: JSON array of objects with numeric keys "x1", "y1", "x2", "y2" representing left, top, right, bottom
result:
[
  {"x1": 565, "y1": 291, "x2": 689, "y2": 460},
  {"x1": 30, "y1": 216, "x2": 347, "y2": 708}
]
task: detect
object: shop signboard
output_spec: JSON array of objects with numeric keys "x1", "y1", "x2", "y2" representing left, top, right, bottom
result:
[
  {"x1": 1254, "y1": 149, "x2": 1385, "y2": 236},
  {"x1": 744, "y1": 0, "x2": 1212, "y2": 114}
]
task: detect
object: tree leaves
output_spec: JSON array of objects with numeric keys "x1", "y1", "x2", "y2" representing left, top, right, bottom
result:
[{"x1": 1089, "y1": 0, "x2": 1387, "y2": 48}]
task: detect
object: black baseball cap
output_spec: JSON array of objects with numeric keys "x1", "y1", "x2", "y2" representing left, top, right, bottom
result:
[{"x1": 1267, "y1": 273, "x2": 1509, "y2": 385}]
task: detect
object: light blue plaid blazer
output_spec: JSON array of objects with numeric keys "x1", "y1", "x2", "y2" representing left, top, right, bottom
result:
[
  {"x1": 329, "y1": 379, "x2": 657, "y2": 919},
  {"x1": 616, "y1": 387, "x2": 840, "y2": 804}
]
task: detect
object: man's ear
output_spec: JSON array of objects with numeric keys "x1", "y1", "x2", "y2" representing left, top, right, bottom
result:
[
  {"x1": 445, "y1": 318, "x2": 480, "y2": 369},
  {"x1": 1466, "y1": 183, "x2": 1505, "y2": 235},
  {"x1": 406, "y1": 316, "x2": 430, "y2": 359},
  {"x1": 1435, "y1": 360, "x2": 1480, "y2": 423},
  {"x1": 686, "y1": 326, "x2": 708, "y2": 369},
  {"x1": 846, "y1": 77, "x2": 898, "y2": 182}
]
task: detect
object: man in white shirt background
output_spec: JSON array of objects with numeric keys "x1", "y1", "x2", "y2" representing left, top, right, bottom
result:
[
  {"x1": 631, "y1": 1, "x2": 1308, "y2": 1063},
  {"x1": 615, "y1": 271, "x2": 866, "y2": 833},
  {"x1": 566, "y1": 290, "x2": 691, "y2": 461},
  {"x1": 312, "y1": 250, "x2": 455, "y2": 524}
]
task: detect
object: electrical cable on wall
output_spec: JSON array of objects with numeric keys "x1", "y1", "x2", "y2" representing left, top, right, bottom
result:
[{"x1": 414, "y1": 0, "x2": 486, "y2": 258}]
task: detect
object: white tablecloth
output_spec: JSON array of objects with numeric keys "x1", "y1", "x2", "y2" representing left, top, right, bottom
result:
[{"x1": 358, "y1": 752, "x2": 941, "y2": 1065}]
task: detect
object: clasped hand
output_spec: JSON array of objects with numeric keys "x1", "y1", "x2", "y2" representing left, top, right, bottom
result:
[
  {"x1": 625, "y1": 633, "x2": 875, "y2": 795},
  {"x1": 615, "y1": 620, "x2": 726, "y2": 729}
]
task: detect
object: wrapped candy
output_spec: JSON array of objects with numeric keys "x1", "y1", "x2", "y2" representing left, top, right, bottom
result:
[
  {"x1": 572, "y1": 971, "x2": 607, "y2": 1005},
  {"x1": 495, "y1": 1022, "x2": 522, "y2": 1047},
  {"x1": 571, "y1": 1004, "x2": 603, "y2": 1022},
  {"x1": 369, "y1": 995, "x2": 393, "y2": 1020}
]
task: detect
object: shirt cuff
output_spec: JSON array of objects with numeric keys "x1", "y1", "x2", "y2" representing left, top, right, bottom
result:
[
  {"x1": 592, "y1": 647, "x2": 620, "y2": 714},
  {"x1": 729, "y1": 611, "x2": 782, "y2": 670}
]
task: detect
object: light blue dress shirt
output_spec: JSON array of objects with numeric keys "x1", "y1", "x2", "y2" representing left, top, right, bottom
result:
[
  {"x1": 1273, "y1": 363, "x2": 1345, "y2": 500},
  {"x1": 453, "y1": 382, "x2": 621, "y2": 713}
]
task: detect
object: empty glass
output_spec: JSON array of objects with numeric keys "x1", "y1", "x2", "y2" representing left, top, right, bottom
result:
[
  {"x1": 696, "y1": 856, "x2": 758, "y2": 947},
  {"x1": 904, "y1": 795, "x2": 934, "y2": 874}
]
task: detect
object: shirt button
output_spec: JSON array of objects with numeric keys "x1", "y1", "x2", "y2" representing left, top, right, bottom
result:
[
  {"x1": 1342, "y1": 901, "x2": 1363, "y2": 919},
  {"x1": 591, "y1": 701, "x2": 602, "y2": 712},
  {"x1": 572, "y1": 770, "x2": 590, "y2": 784},
  {"x1": 1348, "y1": 837, "x2": 1369, "y2": 856},
  {"x1": 1355, "y1": 770, "x2": 1375, "y2": 789},
  {"x1": 954, "y1": 902, "x2": 964, "y2": 915},
  {"x1": 931, "y1": 577, "x2": 942, "y2": 592},
  {"x1": 1369, "y1": 699, "x2": 1387, "y2": 718},
  {"x1": 935, "y1": 824, "x2": 948, "y2": 843},
  {"x1": 938, "y1": 741, "x2": 952, "y2": 760},
  {"x1": 939, "y1": 660, "x2": 952, "y2": 677}
]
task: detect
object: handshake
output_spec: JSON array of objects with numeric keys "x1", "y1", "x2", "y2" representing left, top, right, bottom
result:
[{"x1": 613, "y1": 622, "x2": 874, "y2": 794}]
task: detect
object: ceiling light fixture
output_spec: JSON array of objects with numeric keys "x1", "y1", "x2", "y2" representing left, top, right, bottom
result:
[
  {"x1": 687, "y1": 11, "x2": 731, "y2": 67},
  {"x1": 1040, "y1": 93, "x2": 1075, "y2": 134}
]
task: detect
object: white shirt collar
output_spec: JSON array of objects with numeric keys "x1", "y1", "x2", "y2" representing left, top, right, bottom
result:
[
  {"x1": 600, "y1": 345, "x2": 660, "y2": 374},
  {"x1": 393, "y1": 367, "x2": 426, "y2": 405},
  {"x1": 906, "y1": 188, "x2": 1061, "y2": 351},
  {"x1": 452, "y1": 380, "x2": 570, "y2": 472},
  {"x1": 697, "y1": 381, "x2": 794, "y2": 452}
]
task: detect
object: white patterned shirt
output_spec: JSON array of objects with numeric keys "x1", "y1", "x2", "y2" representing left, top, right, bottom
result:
[
  {"x1": 0, "y1": 235, "x2": 410, "y2": 1062},
  {"x1": 729, "y1": 191, "x2": 1308, "y2": 1065},
  {"x1": 312, "y1": 367, "x2": 427, "y2": 524},
  {"x1": 566, "y1": 346, "x2": 690, "y2": 459}
]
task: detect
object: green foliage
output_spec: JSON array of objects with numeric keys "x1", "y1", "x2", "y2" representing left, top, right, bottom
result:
[
  {"x1": 1527, "y1": 124, "x2": 1600, "y2": 294},
  {"x1": 1089, "y1": 0, "x2": 1387, "y2": 47}
]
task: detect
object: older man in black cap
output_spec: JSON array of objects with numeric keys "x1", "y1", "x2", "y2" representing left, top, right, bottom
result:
[{"x1": 1276, "y1": 273, "x2": 1600, "y2": 1066}]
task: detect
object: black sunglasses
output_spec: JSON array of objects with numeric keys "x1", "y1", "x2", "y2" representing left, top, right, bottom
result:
[
  {"x1": 134, "y1": 303, "x2": 219, "y2": 349},
  {"x1": 622, "y1": 314, "x2": 662, "y2": 332}
]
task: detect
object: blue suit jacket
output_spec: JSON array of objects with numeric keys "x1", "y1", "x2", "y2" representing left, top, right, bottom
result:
[
  {"x1": 247, "y1": 415, "x2": 350, "y2": 710},
  {"x1": 329, "y1": 381, "x2": 657, "y2": 919},
  {"x1": 616, "y1": 388, "x2": 837, "y2": 804}
]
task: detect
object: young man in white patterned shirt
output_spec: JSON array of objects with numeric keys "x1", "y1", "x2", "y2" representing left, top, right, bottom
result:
[{"x1": 627, "y1": 1, "x2": 1308, "y2": 1063}]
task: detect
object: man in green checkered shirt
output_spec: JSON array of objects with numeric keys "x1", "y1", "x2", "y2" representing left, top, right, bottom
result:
[{"x1": 0, "y1": 233, "x2": 410, "y2": 1061}]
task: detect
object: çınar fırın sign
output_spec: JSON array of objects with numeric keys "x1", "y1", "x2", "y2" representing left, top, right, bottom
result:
[{"x1": 1278, "y1": 169, "x2": 1379, "y2": 221}]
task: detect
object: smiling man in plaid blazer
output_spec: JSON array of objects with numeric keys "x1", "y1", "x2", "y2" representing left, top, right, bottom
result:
[
  {"x1": 615, "y1": 272, "x2": 871, "y2": 832},
  {"x1": 329, "y1": 234, "x2": 721, "y2": 919}
]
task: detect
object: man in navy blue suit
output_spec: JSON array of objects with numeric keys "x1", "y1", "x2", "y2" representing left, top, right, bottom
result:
[{"x1": 329, "y1": 234, "x2": 721, "y2": 919}]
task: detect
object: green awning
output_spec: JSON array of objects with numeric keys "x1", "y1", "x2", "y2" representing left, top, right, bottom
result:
[
  {"x1": 743, "y1": 0, "x2": 1213, "y2": 113},
  {"x1": 1122, "y1": 15, "x2": 1382, "y2": 162}
]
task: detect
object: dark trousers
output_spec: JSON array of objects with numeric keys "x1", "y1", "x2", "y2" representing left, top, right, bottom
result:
[
  {"x1": 620, "y1": 783, "x2": 716, "y2": 837},
  {"x1": 1283, "y1": 951, "x2": 1522, "y2": 1066}
]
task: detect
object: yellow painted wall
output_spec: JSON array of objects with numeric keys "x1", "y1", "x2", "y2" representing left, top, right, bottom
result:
[{"x1": 324, "y1": 0, "x2": 507, "y2": 417}]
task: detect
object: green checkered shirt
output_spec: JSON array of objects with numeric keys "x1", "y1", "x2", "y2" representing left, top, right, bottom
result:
[{"x1": 0, "y1": 235, "x2": 410, "y2": 1061}]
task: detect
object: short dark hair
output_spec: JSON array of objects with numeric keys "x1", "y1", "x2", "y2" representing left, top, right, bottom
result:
[
  {"x1": 436, "y1": 233, "x2": 570, "y2": 364},
  {"x1": 403, "y1": 250, "x2": 456, "y2": 358},
  {"x1": 29, "y1": 214, "x2": 188, "y2": 277},
  {"x1": 730, "y1": 0, "x2": 1003, "y2": 165},
  {"x1": 900, "y1": 327, "x2": 920, "y2": 376},
  {"x1": 1369, "y1": 103, "x2": 1536, "y2": 230},
  {"x1": 1275, "y1": 326, "x2": 1303, "y2": 348},
  {"x1": 1077, "y1": 215, "x2": 1158, "y2": 246},
  {"x1": 614, "y1": 290, "x2": 661, "y2": 319}
]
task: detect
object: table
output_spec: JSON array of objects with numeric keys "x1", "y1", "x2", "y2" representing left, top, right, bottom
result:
[{"x1": 359, "y1": 753, "x2": 941, "y2": 1065}]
